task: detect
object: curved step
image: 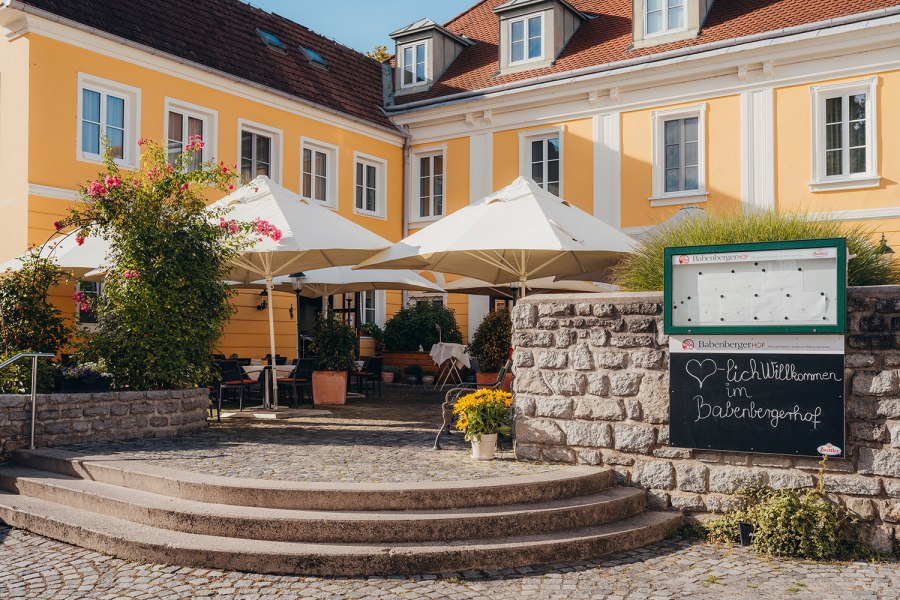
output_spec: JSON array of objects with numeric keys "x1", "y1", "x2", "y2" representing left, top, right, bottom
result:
[
  {"x1": 0, "y1": 466, "x2": 646, "y2": 543},
  {"x1": 11, "y1": 448, "x2": 612, "y2": 510},
  {"x1": 0, "y1": 491, "x2": 682, "y2": 576}
]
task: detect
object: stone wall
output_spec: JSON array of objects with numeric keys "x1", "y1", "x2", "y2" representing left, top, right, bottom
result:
[
  {"x1": 512, "y1": 287, "x2": 900, "y2": 552},
  {"x1": 0, "y1": 389, "x2": 210, "y2": 455}
]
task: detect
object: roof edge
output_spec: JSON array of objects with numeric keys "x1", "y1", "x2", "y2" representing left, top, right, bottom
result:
[
  {"x1": 493, "y1": 0, "x2": 588, "y2": 20},
  {"x1": 390, "y1": 18, "x2": 474, "y2": 47}
]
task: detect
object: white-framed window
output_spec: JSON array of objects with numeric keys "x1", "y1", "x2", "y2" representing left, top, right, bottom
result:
[
  {"x1": 519, "y1": 127, "x2": 563, "y2": 197},
  {"x1": 238, "y1": 120, "x2": 282, "y2": 183},
  {"x1": 509, "y1": 14, "x2": 543, "y2": 64},
  {"x1": 164, "y1": 98, "x2": 217, "y2": 171},
  {"x1": 300, "y1": 137, "x2": 338, "y2": 208},
  {"x1": 354, "y1": 152, "x2": 387, "y2": 218},
  {"x1": 77, "y1": 73, "x2": 140, "y2": 167},
  {"x1": 810, "y1": 77, "x2": 879, "y2": 192},
  {"x1": 76, "y1": 281, "x2": 102, "y2": 326},
  {"x1": 400, "y1": 41, "x2": 427, "y2": 87},
  {"x1": 413, "y1": 149, "x2": 445, "y2": 221},
  {"x1": 646, "y1": 0, "x2": 686, "y2": 36},
  {"x1": 651, "y1": 104, "x2": 707, "y2": 206}
]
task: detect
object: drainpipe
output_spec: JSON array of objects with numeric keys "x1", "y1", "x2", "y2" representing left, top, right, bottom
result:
[{"x1": 401, "y1": 132, "x2": 410, "y2": 308}]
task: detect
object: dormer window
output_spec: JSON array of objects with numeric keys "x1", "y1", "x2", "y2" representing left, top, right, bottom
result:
[
  {"x1": 646, "y1": 0, "x2": 685, "y2": 36},
  {"x1": 400, "y1": 42, "x2": 427, "y2": 87},
  {"x1": 510, "y1": 14, "x2": 543, "y2": 64}
]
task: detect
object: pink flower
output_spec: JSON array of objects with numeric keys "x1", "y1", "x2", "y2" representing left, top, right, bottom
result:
[
  {"x1": 137, "y1": 138, "x2": 145, "y2": 146},
  {"x1": 231, "y1": 163, "x2": 237, "y2": 169},
  {"x1": 87, "y1": 180, "x2": 107, "y2": 197},
  {"x1": 227, "y1": 184, "x2": 234, "y2": 191},
  {"x1": 53, "y1": 221, "x2": 63, "y2": 231},
  {"x1": 73, "y1": 291, "x2": 92, "y2": 312},
  {"x1": 75, "y1": 235, "x2": 86, "y2": 246},
  {"x1": 221, "y1": 167, "x2": 228, "y2": 174},
  {"x1": 182, "y1": 183, "x2": 189, "y2": 190},
  {"x1": 219, "y1": 161, "x2": 225, "y2": 166},
  {"x1": 104, "y1": 175, "x2": 121, "y2": 189},
  {"x1": 123, "y1": 269, "x2": 139, "y2": 280},
  {"x1": 253, "y1": 218, "x2": 283, "y2": 242}
]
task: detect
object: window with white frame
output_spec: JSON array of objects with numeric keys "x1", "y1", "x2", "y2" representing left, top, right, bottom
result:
[
  {"x1": 521, "y1": 132, "x2": 561, "y2": 197},
  {"x1": 810, "y1": 78, "x2": 879, "y2": 191},
  {"x1": 239, "y1": 121, "x2": 281, "y2": 182},
  {"x1": 510, "y1": 14, "x2": 543, "y2": 64},
  {"x1": 301, "y1": 138, "x2": 338, "y2": 207},
  {"x1": 165, "y1": 100, "x2": 216, "y2": 171},
  {"x1": 415, "y1": 151, "x2": 444, "y2": 220},
  {"x1": 651, "y1": 104, "x2": 707, "y2": 204},
  {"x1": 646, "y1": 0, "x2": 685, "y2": 36},
  {"x1": 360, "y1": 291, "x2": 377, "y2": 325},
  {"x1": 354, "y1": 154, "x2": 386, "y2": 217},
  {"x1": 78, "y1": 74, "x2": 139, "y2": 166},
  {"x1": 400, "y1": 41, "x2": 427, "y2": 87},
  {"x1": 77, "y1": 281, "x2": 101, "y2": 325}
]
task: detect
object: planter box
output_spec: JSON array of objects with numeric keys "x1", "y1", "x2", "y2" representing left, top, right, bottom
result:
[{"x1": 312, "y1": 371, "x2": 348, "y2": 405}]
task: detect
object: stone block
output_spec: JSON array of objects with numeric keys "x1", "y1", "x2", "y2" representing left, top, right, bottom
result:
[
  {"x1": 586, "y1": 373, "x2": 610, "y2": 397},
  {"x1": 613, "y1": 423, "x2": 656, "y2": 454},
  {"x1": 545, "y1": 372, "x2": 586, "y2": 397},
  {"x1": 575, "y1": 303, "x2": 593, "y2": 316},
  {"x1": 513, "y1": 349, "x2": 534, "y2": 368},
  {"x1": 534, "y1": 398, "x2": 574, "y2": 419},
  {"x1": 553, "y1": 330, "x2": 576, "y2": 349},
  {"x1": 597, "y1": 352, "x2": 628, "y2": 369},
  {"x1": 751, "y1": 456, "x2": 793, "y2": 468},
  {"x1": 610, "y1": 334, "x2": 655, "y2": 348},
  {"x1": 620, "y1": 303, "x2": 662, "y2": 316},
  {"x1": 513, "y1": 371, "x2": 551, "y2": 395},
  {"x1": 71, "y1": 421, "x2": 90, "y2": 433},
  {"x1": 514, "y1": 395, "x2": 536, "y2": 417},
  {"x1": 708, "y1": 467, "x2": 767, "y2": 494},
  {"x1": 537, "y1": 351, "x2": 568, "y2": 369},
  {"x1": 638, "y1": 371, "x2": 669, "y2": 424},
  {"x1": 588, "y1": 329, "x2": 610, "y2": 348},
  {"x1": 877, "y1": 399, "x2": 900, "y2": 419},
  {"x1": 158, "y1": 401, "x2": 179, "y2": 414},
  {"x1": 675, "y1": 463, "x2": 709, "y2": 493},
  {"x1": 857, "y1": 447, "x2": 900, "y2": 478},
  {"x1": 576, "y1": 448, "x2": 604, "y2": 465},
  {"x1": 61, "y1": 408, "x2": 83, "y2": 419},
  {"x1": 44, "y1": 422, "x2": 72, "y2": 435},
  {"x1": 890, "y1": 422, "x2": 900, "y2": 448},
  {"x1": 670, "y1": 492, "x2": 706, "y2": 512},
  {"x1": 566, "y1": 421, "x2": 613, "y2": 448},
  {"x1": 768, "y1": 470, "x2": 815, "y2": 490},
  {"x1": 130, "y1": 403, "x2": 155, "y2": 415},
  {"x1": 847, "y1": 334, "x2": 900, "y2": 351},
  {"x1": 657, "y1": 425, "x2": 669, "y2": 444},
  {"x1": 860, "y1": 524, "x2": 896, "y2": 554},
  {"x1": 537, "y1": 318, "x2": 559, "y2": 330},
  {"x1": 605, "y1": 453, "x2": 635, "y2": 466},
  {"x1": 846, "y1": 353, "x2": 877, "y2": 368},
  {"x1": 514, "y1": 444, "x2": 542, "y2": 462},
  {"x1": 37, "y1": 410, "x2": 60, "y2": 421},
  {"x1": 149, "y1": 416, "x2": 169, "y2": 427},
  {"x1": 515, "y1": 418, "x2": 566, "y2": 445},
  {"x1": 623, "y1": 399, "x2": 642, "y2": 420},
  {"x1": 653, "y1": 447, "x2": 692, "y2": 459},
  {"x1": 881, "y1": 500, "x2": 900, "y2": 524},
  {"x1": 542, "y1": 446, "x2": 576, "y2": 464},
  {"x1": 646, "y1": 490, "x2": 670, "y2": 510},
  {"x1": 610, "y1": 372, "x2": 642, "y2": 397},
  {"x1": 857, "y1": 315, "x2": 885, "y2": 332},
  {"x1": 846, "y1": 398, "x2": 875, "y2": 420},
  {"x1": 632, "y1": 460, "x2": 675, "y2": 490},
  {"x1": 793, "y1": 457, "x2": 854, "y2": 472},
  {"x1": 705, "y1": 494, "x2": 746, "y2": 514},
  {"x1": 626, "y1": 318, "x2": 656, "y2": 334},
  {"x1": 849, "y1": 421, "x2": 888, "y2": 443},
  {"x1": 875, "y1": 298, "x2": 900, "y2": 313},
  {"x1": 82, "y1": 406, "x2": 109, "y2": 417},
  {"x1": 539, "y1": 302, "x2": 573, "y2": 317},
  {"x1": 632, "y1": 350, "x2": 665, "y2": 369},
  {"x1": 845, "y1": 498, "x2": 877, "y2": 521},
  {"x1": 573, "y1": 397, "x2": 623, "y2": 421},
  {"x1": 0, "y1": 397, "x2": 27, "y2": 409},
  {"x1": 824, "y1": 474, "x2": 882, "y2": 496},
  {"x1": 593, "y1": 303, "x2": 616, "y2": 317},
  {"x1": 571, "y1": 344, "x2": 594, "y2": 370},
  {"x1": 513, "y1": 303, "x2": 538, "y2": 328},
  {"x1": 852, "y1": 371, "x2": 899, "y2": 396},
  {"x1": 885, "y1": 479, "x2": 900, "y2": 499}
]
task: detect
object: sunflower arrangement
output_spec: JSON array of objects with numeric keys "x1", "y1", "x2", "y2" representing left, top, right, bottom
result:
[{"x1": 452, "y1": 388, "x2": 512, "y2": 442}]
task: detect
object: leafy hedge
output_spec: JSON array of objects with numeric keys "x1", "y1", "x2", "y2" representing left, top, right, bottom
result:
[
  {"x1": 467, "y1": 309, "x2": 512, "y2": 373},
  {"x1": 384, "y1": 301, "x2": 462, "y2": 352}
]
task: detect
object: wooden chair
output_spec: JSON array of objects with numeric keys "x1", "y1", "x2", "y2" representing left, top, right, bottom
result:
[
  {"x1": 352, "y1": 356, "x2": 382, "y2": 396},
  {"x1": 432, "y1": 359, "x2": 513, "y2": 450}
]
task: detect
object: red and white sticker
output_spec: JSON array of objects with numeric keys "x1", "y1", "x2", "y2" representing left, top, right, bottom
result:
[{"x1": 817, "y1": 443, "x2": 842, "y2": 457}]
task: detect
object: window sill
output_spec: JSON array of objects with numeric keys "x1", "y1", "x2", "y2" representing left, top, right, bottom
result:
[
  {"x1": 808, "y1": 176, "x2": 880, "y2": 193},
  {"x1": 409, "y1": 215, "x2": 444, "y2": 226},
  {"x1": 78, "y1": 153, "x2": 137, "y2": 171},
  {"x1": 353, "y1": 209, "x2": 387, "y2": 221},
  {"x1": 649, "y1": 191, "x2": 708, "y2": 207}
]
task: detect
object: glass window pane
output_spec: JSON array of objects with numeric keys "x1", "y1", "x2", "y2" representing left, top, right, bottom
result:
[
  {"x1": 684, "y1": 141, "x2": 698, "y2": 167},
  {"x1": 82, "y1": 89, "x2": 101, "y2": 122},
  {"x1": 665, "y1": 144, "x2": 680, "y2": 170},
  {"x1": 434, "y1": 154, "x2": 443, "y2": 174},
  {"x1": 356, "y1": 185, "x2": 363, "y2": 210},
  {"x1": 511, "y1": 20, "x2": 524, "y2": 43},
  {"x1": 303, "y1": 172, "x2": 312, "y2": 197},
  {"x1": 107, "y1": 127, "x2": 124, "y2": 159},
  {"x1": 825, "y1": 123, "x2": 842, "y2": 151},
  {"x1": 434, "y1": 193, "x2": 443, "y2": 216},
  {"x1": 648, "y1": 0, "x2": 663, "y2": 10},
  {"x1": 850, "y1": 148, "x2": 866, "y2": 174},
  {"x1": 825, "y1": 150, "x2": 842, "y2": 177},
  {"x1": 683, "y1": 117, "x2": 698, "y2": 143},
  {"x1": 420, "y1": 188, "x2": 429, "y2": 217},
  {"x1": 528, "y1": 17, "x2": 541, "y2": 58},
  {"x1": 315, "y1": 175, "x2": 327, "y2": 201},
  {"x1": 849, "y1": 121, "x2": 866, "y2": 148},
  {"x1": 531, "y1": 139, "x2": 543, "y2": 162},
  {"x1": 241, "y1": 132, "x2": 253, "y2": 161},
  {"x1": 665, "y1": 120, "x2": 680, "y2": 145},
  {"x1": 167, "y1": 140, "x2": 182, "y2": 165},
  {"x1": 511, "y1": 40, "x2": 524, "y2": 63},
  {"x1": 849, "y1": 94, "x2": 866, "y2": 121},
  {"x1": 668, "y1": 5, "x2": 684, "y2": 29},
  {"x1": 547, "y1": 137, "x2": 560, "y2": 160},
  {"x1": 366, "y1": 164, "x2": 377, "y2": 187},
  {"x1": 315, "y1": 151, "x2": 327, "y2": 177},
  {"x1": 106, "y1": 96, "x2": 125, "y2": 129},
  {"x1": 256, "y1": 160, "x2": 269, "y2": 178},
  {"x1": 548, "y1": 181, "x2": 559, "y2": 197},
  {"x1": 303, "y1": 148, "x2": 311, "y2": 175},
  {"x1": 256, "y1": 135, "x2": 271, "y2": 166},
  {"x1": 547, "y1": 159, "x2": 559, "y2": 185},
  {"x1": 528, "y1": 16, "x2": 541, "y2": 39},
  {"x1": 531, "y1": 160, "x2": 543, "y2": 184},
  {"x1": 684, "y1": 166, "x2": 699, "y2": 190},
  {"x1": 188, "y1": 116, "x2": 203, "y2": 139},
  {"x1": 825, "y1": 97, "x2": 842, "y2": 124},
  {"x1": 415, "y1": 44, "x2": 426, "y2": 81},
  {"x1": 82, "y1": 122, "x2": 101, "y2": 155},
  {"x1": 168, "y1": 112, "x2": 184, "y2": 143},
  {"x1": 366, "y1": 187, "x2": 376, "y2": 212},
  {"x1": 665, "y1": 168, "x2": 680, "y2": 193},
  {"x1": 434, "y1": 174, "x2": 443, "y2": 197},
  {"x1": 241, "y1": 159, "x2": 253, "y2": 180},
  {"x1": 646, "y1": 11, "x2": 663, "y2": 34},
  {"x1": 420, "y1": 156, "x2": 430, "y2": 177}
]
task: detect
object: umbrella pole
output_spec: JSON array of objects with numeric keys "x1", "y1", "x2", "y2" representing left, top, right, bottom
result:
[{"x1": 266, "y1": 275, "x2": 279, "y2": 411}]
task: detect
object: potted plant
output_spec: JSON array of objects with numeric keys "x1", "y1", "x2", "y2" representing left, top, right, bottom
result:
[
  {"x1": 452, "y1": 389, "x2": 512, "y2": 460},
  {"x1": 467, "y1": 309, "x2": 513, "y2": 390},
  {"x1": 310, "y1": 313, "x2": 357, "y2": 405},
  {"x1": 404, "y1": 364, "x2": 423, "y2": 384},
  {"x1": 421, "y1": 370, "x2": 436, "y2": 386},
  {"x1": 55, "y1": 361, "x2": 112, "y2": 393},
  {"x1": 381, "y1": 364, "x2": 399, "y2": 384}
]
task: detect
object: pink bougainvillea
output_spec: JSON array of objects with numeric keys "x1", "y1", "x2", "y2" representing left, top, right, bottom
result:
[
  {"x1": 123, "y1": 269, "x2": 139, "y2": 280},
  {"x1": 75, "y1": 235, "x2": 86, "y2": 246},
  {"x1": 72, "y1": 291, "x2": 92, "y2": 313},
  {"x1": 184, "y1": 135, "x2": 205, "y2": 153},
  {"x1": 253, "y1": 218, "x2": 283, "y2": 242},
  {"x1": 87, "y1": 180, "x2": 107, "y2": 197},
  {"x1": 53, "y1": 221, "x2": 64, "y2": 231},
  {"x1": 104, "y1": 175, "x2": 121, "y2": 189}
]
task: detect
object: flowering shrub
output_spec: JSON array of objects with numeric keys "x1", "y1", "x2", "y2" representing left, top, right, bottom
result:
[
  {"x1": 452, "y1": 389, "x2": 512, "y2": 442},
  {"x1": 58, "y1": 360, "x2": 111, "y2": 380}
]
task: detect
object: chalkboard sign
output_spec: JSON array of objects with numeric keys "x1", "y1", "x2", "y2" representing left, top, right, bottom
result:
[{"x1": 668, "y1": 335, "x2": 845, "y2": 457}]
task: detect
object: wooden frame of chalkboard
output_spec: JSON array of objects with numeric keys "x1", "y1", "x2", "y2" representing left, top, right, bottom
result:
[{"x1": 664, "y1": 238, "x2": 847, "y2": 335}]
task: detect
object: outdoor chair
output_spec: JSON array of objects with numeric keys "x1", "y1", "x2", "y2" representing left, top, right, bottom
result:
[
  {"x1": 217, "y1": 359, "x2": 260, "y2": 413},
  {"x1": 277, "y1": 358, "x2": 314, "y2": 407},
  {"x1": 352, "y1": 356, "x2": 382, "y2": 396},
  {"x1": 432, "y1": 358, "x2": 513, "y2": 450}
]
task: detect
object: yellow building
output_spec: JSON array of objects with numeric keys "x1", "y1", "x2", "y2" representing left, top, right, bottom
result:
[{"x1": 2, "y1": 0, "x2": 900, "y2": 355}]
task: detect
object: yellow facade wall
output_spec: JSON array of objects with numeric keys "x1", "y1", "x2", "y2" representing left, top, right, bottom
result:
[{"x1": 0, "y1": 34, "x2": 30, "y2": 262}]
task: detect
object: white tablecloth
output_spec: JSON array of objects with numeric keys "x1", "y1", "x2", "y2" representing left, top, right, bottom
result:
[
  {"x1": 242, "y1": 365, "x2": 295, "y2": 381},
  {"x1": 430, "y1": 343, "x2": 471, "y2": 369}
]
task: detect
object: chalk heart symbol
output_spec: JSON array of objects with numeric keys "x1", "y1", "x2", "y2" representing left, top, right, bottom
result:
[{"x1": 686, "y1": 359, "x2": 718, "y2": 389}]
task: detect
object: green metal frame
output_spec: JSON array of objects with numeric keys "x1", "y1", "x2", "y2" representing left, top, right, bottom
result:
[{"x1": 663, "y1": 238, "x2": 847, "y2": 335}]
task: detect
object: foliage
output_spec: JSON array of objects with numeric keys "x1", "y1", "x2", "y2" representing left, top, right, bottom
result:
[
  {"x1": 366, "y1": 44, "x2": 391, "y2": 61},
  {"x1": 59, "y1": 139, "x2": 253, "y2": 390},
  {"x1": 467, "y1": 309, "x2": 512, "y2": 373},
  {"x1": 0, "y1": 353, "x2": 57, "y2": 394},
  {"x1": 704, "y1": 458, "x2": 872, "y2": 560},
  {"x1": 383, "y1": 301, "x2": 462, "y2": 351},
  {"x1": 404, "y1": 364, "x2": 423, "y2": 378},
  {"x1": 613, "y1": 211, "x2": 900, "y2": 291},
  {"x1": 311, "y1": 312, "x2": 357, "y2": 371},
  {"x1": 452, "y1": 388, "x2": 512, "y2": 442},
  {"x1": 57, "y1": 360, "x2": 111, "y2": 380},
  {"x1": 360, "y1": 322, "x2": 385, "y2": 355}
]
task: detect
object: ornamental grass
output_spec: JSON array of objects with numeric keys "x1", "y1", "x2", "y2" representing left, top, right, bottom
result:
[{"x1": 452, "y1": 388, "x2": 512, "y2": 442}]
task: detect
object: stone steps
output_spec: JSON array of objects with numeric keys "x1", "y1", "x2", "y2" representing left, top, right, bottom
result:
[
  {"x1": 0, "y1": 491, "x2": 681, "y2": 576},
  {"x1": 0, "y1": 466, "x2": 646, "y2": 543}
]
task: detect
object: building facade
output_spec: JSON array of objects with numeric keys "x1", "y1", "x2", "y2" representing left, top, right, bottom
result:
[{"x1": 1, "y1": 0, "x2": 900, "y2": 354}]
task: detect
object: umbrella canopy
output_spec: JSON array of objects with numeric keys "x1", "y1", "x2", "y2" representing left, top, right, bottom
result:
[
  {"x1": 230, "y1": 267, "x2": 445, "y2": 297},
  {"x1": 355, "y1": 177, "x2": 634, "y2": 290},
  {"x1": 0, "y1": 234, "x2": 110, "y2": 279},
  {"x1": 443, "y1": 275, "x2": 617, "y2": 298}
]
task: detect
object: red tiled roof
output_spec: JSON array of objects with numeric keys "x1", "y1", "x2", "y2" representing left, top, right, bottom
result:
[
  {"x1": 394, "y1": 0, "x2": 900, "y2": 105},
  {"x1": 15, "y1": 0, "x2": 397, "y2": 131}
]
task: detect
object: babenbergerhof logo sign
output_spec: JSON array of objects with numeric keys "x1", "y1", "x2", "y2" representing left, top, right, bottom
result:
[{"x1": 679, "y1": 338, "x2": 766, "y2": 351}]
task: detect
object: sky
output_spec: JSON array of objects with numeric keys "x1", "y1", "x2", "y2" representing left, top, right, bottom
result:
[{"x1": 246, "y1": 1, "x2": 476, "y2": 54}]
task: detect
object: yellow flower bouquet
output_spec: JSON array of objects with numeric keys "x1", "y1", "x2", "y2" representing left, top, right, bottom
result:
[{"x1": 452, "y1": 388, "x2": 512, "y2": 442}]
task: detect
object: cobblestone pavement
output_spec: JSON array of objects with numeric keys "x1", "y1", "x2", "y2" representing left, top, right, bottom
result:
[
  {"x1": 0, "y1": 524, "x2": 896, "y2": 599},
  {"x1": 56, "y1": 389, "x2": 563, "y2": 483}
]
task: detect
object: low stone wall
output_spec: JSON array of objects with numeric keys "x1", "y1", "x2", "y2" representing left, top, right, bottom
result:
[
  {"x1": 0, "y1": 389, "x2": 210, "y2": 455},
  {"x1": 511, "y1": 287, "x2": 900, "y2": 552}
]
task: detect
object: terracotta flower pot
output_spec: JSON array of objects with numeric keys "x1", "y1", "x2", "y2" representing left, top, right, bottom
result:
[
  {"x1": 381, "y1": 372, "x2": 395, "y2": 384},
  {"x1": 312, "y1": 371, "x2": 348, "y2": 405},
  {"x1": 476, "y1": 372, "x2": 513, "y2": 391}
]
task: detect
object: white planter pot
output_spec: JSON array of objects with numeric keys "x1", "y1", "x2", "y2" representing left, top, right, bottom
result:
[
  {"x1": 421, "y1": 376, "x2": 435, "y2": 385},
  {"x1": 471, "y1": 433, "x2": 498, "y2": 461}
]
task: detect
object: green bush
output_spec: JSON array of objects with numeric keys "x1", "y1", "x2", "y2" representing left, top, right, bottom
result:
[
  {"x1": 613, "y1": 211, "x2": 900, "y2": 291},
  {"x1": 360, "y1": 322, "x2": 385, "y2": 355},
  {"x1": 383, "y1": 301, "x2": 462, "y2": 352},
  {"x1": 311, "y1": 313, "x2": 357, "y2": 371},
  {"x1": 467, "y1": 309, "x2": 512, "y2": 373}
]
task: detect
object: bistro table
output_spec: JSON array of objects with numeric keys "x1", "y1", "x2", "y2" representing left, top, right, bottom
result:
[
  {"x1": 242, "y1": 364, "x2": 295, "y2": 409},
  {"x1": 429, "y1": 343, "x2": 470, "y2": 389}
]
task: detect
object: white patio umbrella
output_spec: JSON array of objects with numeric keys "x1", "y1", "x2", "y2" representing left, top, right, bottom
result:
[
  {"x1": 356, "y1": 177, "x2": 635, "y2": 297},
  {"x1": 0, "y1": 233, "x2": 110, "y2": 279},
  {"x1": 209, "y1": 176, "x2": 391, "y2": 408},
  {"x1": 443, "y1": 275, "x2": 617, "y2": 298}
]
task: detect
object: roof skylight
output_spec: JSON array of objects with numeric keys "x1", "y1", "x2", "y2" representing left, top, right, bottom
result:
[
  {"x1": 256, "y1": 28, "x2": 287, "y2": 53},
  {"x1": 300, "y1": 46, "x2": 328, "y2": 68}
]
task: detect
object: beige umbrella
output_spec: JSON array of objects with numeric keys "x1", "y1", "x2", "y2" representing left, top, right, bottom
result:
[
  {"x1": 444, "y1": 275, "x2": 617, "y2": 298},
  {"x1": 1, "y1": 233, "x2": 110, "y2": 280}
]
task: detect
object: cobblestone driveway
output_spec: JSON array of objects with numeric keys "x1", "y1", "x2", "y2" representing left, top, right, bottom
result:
[{"x1": 0, "y1": 525, "x2": 896, "y2": 599}]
